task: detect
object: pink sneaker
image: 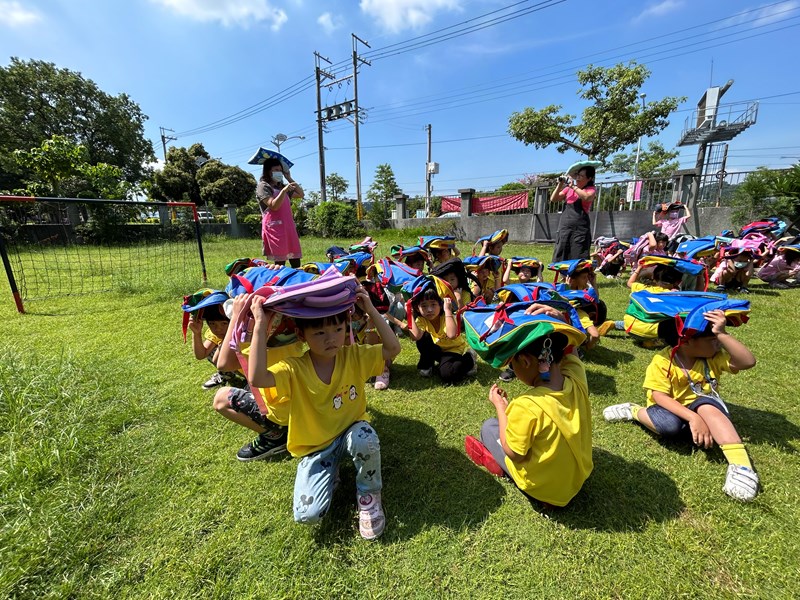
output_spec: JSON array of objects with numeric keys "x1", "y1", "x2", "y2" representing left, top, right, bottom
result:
[
  {"x1": 374, "y1": 366, "x2": 390, "y2": 390},
  {"x1": 357, "y1": 492, "x2": 386, "y2": 540},
  {"x1": 464, "y1": 435, "x2": 505, "y2": 477}
]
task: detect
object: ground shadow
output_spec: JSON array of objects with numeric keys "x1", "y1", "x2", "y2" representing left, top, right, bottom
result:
[
  {"x1": 546, "y1": 448, "x2": 684, "y2": 532},
  {"x1": 729, "y1": 403, "x2": 800, "y2": 453},
  {"x1": 582, "y1": 345, "x2": 635, "y2": 368},
  {"x1": 387, "y1": 362, "x2": 488, "y2": 391},
  {"x1": 584, "y1": 370, "x2": 618, "y2": 396},
  {"x1": 312, "y1": 410, "x2": 506, "y2": 544}
]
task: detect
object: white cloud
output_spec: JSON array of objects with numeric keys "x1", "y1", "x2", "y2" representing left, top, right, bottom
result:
[
  {"x1": 360, "y1": 0, "x2": 461, "y2": 33},
  {"x1": 632, "y1": 0, "x2": 684, "y2": 24},
  {"x1": 317, "y1": 11, "x2": 343, "y2": 35},
  {"x1": 151, "y1": 0, "x2": 288, "y2": 30},
  {"x1": 719, "y1": 1, "x2": 799, "y2": 28},
  {"x1": 0, "y1": 1, "x2": 41, "y2": 27}
]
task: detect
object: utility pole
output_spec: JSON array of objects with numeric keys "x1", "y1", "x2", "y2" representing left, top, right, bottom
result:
[
  {"x1": 425, "y1": 124, "x2": 432, "y2": 216},
  {"x1": 314, "y1": 52, "x2": 333, "y2": 202},
  {"x1": 159, "y1": 126, "x2": 176, "y2": 161},
  {"x1": 352, "y1": 34, "x2": 371, "y2": 213}
]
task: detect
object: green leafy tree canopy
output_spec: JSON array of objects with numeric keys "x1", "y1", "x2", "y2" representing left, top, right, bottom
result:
[
  {"x1": 366, "y1": 163, "x2": 401, "y2": 228},
  {"x1": 508, "y1": 61, "x2": 685, "y2": 161},
  {"x1": 325, "y1": 172, "x2": 349, "y2": 202},
  {"x1": 0, "y1": 58, "x2": 155, "y2": 191},
  {"x1": 608, "y1": 141, "x2": 680, "y2": 179}
]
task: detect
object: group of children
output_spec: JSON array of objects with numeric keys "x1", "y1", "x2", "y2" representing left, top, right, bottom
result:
[{"x1": 180, "y1": 219, "x2": 791, "y2": 538}]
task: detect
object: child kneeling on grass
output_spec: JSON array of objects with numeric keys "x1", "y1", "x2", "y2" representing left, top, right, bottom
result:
[
  {"x1": 247, "y1": 286, "x2": 401, "y2": 540},
  {"x1": 214, "y1": 295, "x2": 305, "y2": 461},
  {"x1": 603, "y1": 309, "x2": 759, "y2": 502},
  {"x1": 464, "y1": 303, "x2": 593, "y2": 508}
]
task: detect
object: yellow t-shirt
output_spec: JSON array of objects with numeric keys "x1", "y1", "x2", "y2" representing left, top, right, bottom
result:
[
  {"x1": 240, "y1": 341, "x2": 305, "y2": 417},
  {"x1": 267, "y1": 343, "x2": 384, "y2": 458},
  {"x1": 630, "y1": 282, "x2": 672, "y2": 294},
  {"x1": 643, "y1": 347, "x2": 733, "y2": 406},
  {"x1": 415, "y1": 315, "x2": 466, "y2": 354},
  {"x1": 204, "y1": 328, "x2": 223, "y2": 346},
  {"x1": 503, "y1": 354, "x2": 593, "y2": 507}
]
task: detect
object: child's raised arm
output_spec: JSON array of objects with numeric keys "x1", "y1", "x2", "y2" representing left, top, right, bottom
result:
[
  {"x1": 356, "y1": 285, "x2": 401, "y2": 362},
  {"x1": 705, "y1": 309, "x2": 756, "y2": 371},
  {"x1": 188, "y1": 315, "x2": 215, "y2": 360},
  {"x1": 501, "y1": 257, "x2": 513, "y2": 286},
  {"x1": 216, "y1": 295, "x2": 248, "y2": 372},
  {"x1": 442, "y1": 297, "x2": 459, "y2": 339},
  {"x1": 248, "y1": 296, "x2": 277, "y2": 389}
]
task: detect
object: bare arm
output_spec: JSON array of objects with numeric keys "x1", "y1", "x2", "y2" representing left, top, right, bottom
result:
[
  {"x1": 488, "y1": 385, "x2": 525, "y2": 461},
  {"x1": 705, "y1": 309, "x2": 756, "y2": 371},
  {"x1": 356, "y1": 285, "x2": 401, "y2": 362},
  {"x1": 627, "y1": 264, "x2": 643, "y2": 288},
  {"x1": 501, "y1": 258, "x2": 514, "y2": 286},
  {"x1": 216, "y1": 295, "x2": 249, "y2": 371},
  {"x1": 408, "y1": 312, "x2": 424, "y2": 341},
  {"x1": 188, "y1": 316, "x2": 215, "y2": 360},
  {"x1": 443, "y1": 298, "x2": 459, "y2": 339},
  {"x1": 247, "y1": 297, "x2": 277, "y2": 389},
  {"x1": 550, "y1": 181, "x2": 566, "y2": 203}
]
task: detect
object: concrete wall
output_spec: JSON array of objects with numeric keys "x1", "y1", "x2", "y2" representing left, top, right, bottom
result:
[{"x1": 389, "y1": 207, "x2": 735, "y2": 244}]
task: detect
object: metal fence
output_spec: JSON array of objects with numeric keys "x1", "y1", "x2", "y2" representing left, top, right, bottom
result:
[{"x1": 454, "y1": 168, "x2": 774, "y2": 218}]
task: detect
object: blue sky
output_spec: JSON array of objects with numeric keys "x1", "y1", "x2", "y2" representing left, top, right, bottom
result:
[{"x1": 2, "y1": 0, "x2": 799, "y2": 198}]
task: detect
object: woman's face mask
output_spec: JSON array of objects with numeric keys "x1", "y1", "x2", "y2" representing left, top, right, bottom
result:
[{"x1": 272, "y1": 170, "x2": 284, "y2": 183}]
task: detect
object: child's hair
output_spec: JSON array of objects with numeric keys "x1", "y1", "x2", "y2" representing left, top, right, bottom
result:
[
  {"x1": 200, "y1": 304, "x2": 228, "y2": 322},
  {"x1": 653, "y1": 264, "x2": 683, "y2": 286},
  {"x1": 410, "y1": 287, "x2": 443, "y2": 318},
  {"x1": 514, "y1": 332, "x2": 569, "y2": 364},
  {"x1": 294, "y1": 309, "x2": 350, "y2": 332},
  {"x1": 657, "y1": 318, "x2": 714, "y2": 348},
  {"x1": 654, "y1": 232, "x2": 669, "y2": 245}
]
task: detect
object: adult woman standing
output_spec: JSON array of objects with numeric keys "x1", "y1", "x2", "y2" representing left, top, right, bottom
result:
[
  {"x1": 551, "y1": 165, "x2": 597, "y2": 262},
  {"x1": 257, "y1": 158, "x2": 304, "y2": 268}
]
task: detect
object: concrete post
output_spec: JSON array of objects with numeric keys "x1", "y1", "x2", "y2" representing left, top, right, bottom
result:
[
  {"x1": 394, "y1": 194, "x2": 408, "y2": 221},
  {"x1": 225, "y1": 204, "x2": 241, "y2": 238},
  {"x1": 459, "y1": 188, "x2": 475, "y2": 219}
]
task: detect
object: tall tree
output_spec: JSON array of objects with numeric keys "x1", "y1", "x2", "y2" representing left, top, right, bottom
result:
[
  {"x1": 507, "y1": 62, "x2": 684, "y2": 161},
  {"x1": 196, "y1": 160, "x2": 256, "y2": 207},
  {"x1": 608, "y1": 141, "x2": 680, "y2": 179},
  {"x1": 366, "y1": 163, "x2": 401, "y2": 227},
  {"x1": 325, "y1": 172, "x2": 349, "y2": 202},
  {"x1": 0, "y1": 58, "x2": 155, "y2": 191},
  {"x1": 150, "y1": 144, "x2": 209, "y2": 203}
]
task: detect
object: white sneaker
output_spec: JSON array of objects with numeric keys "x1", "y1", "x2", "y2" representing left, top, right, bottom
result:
[
  {"x1": 358, "y1": 492, "x2": 386, "y2": 540},
  {"x1": 418, "y1": 368, "x2": 432, "y2": 378},
  {"x1": 466, "y1": 348, "x2": 478, "y2": 376},
  {"x1": 723, "y1": 464, "x2": 759, "y2": 502},
  {"x1": 202, "y1": 372, "x2": 225, "y2": 389},
  {"x1": 603, "y1": 402, "x2": 637, "y2": 422},
  {"x1": 374, "y1": 366, "x2": 390, "y2": 390}
]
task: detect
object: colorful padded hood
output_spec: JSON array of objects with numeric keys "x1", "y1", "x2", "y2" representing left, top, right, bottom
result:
[
  {"x1": 474, "y1": 229, "x2": 509, "y2": 249},
  {"x1": 676, "y1": 237, "x2": 717, "y2": 258},
  {"x1": 390, "y1": 245, "x2": 432, "y2": 266},
  {"x1": 181, "y1": 288, "x2": 229, "y2": 341},
  {"x1": 334, "y1": 251, "x2": 374, "y2": 271},
  {"x1": 509, "y1": 256, "x2": 542, "y2": 274},
  {"x1": 372, "y1": 257, "x2": 421, "y2": 293},
  {"x1": 225, "y1": 266, "x2": 316, "y2": 297},
  {"x1": 431, "y1": 257, "x2": 471, "y2": 292},
  {"x1": 638, "y1": 254, "x2": 707, "y2": 276},
  {"x1": 402, "y1": 274, "x2": 458, "y2": 328},
  {"x1": 548, "y1": 258, "x2": 593, "y2": 283},
  {"x1": 349, "y1": 236, "x2": 378, "y2": 254},
  {"x1": 463, "y1": 255, "x2": 503, "y2": 273},
  {"x1": 224, "y1": 257, "x2": 267, "y2": 276},
  {"x1": 300, "y1": 262, "x2": 349, "y2": 275},
  {"x1": 625, "y1": 291, "x2": 750, "y2": 327},
  {"x1": 419, "y1": 235, "x2": 456, "y2": 250},
  {"x1": 462, "y1": 301, "x2": 587, "y2": 368}
]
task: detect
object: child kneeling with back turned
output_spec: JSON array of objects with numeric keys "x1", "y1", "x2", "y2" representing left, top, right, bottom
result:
[
  {"x1": 603, "y1": 309, "x2": 759, "y2": 501},
  {"x1": 247, "y1": 285, "x2": 401, "y2": 539},
  {"x1": 464, "y1": 304, "x2": 593, "y2": 507}
]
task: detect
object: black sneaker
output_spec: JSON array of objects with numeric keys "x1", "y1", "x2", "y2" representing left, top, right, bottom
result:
[
  {"x1": 236, "y1": 428, "x2": 288, "y2": 461},
  {"x1": 498, "y1": 368, "x2": 515, "y2": 382}
]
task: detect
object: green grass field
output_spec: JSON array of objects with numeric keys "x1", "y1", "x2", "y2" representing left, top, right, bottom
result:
[{"x1": 1, "y1": 233, "x2": 799, "y2": 599}]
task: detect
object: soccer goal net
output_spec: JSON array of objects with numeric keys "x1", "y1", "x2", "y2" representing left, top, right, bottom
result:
[{"x1": 0, "y1": 196, "x2": 207, "y2": 313}]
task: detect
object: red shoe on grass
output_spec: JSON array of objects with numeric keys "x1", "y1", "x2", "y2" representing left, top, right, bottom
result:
[{"x1": 464, "y1": 435, "x2": 505, "y2": 477}]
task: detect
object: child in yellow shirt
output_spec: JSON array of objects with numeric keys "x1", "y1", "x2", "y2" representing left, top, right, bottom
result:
[
  {"x1": 603, "y1": 309, "x2": 759, "y2": 502},
  {"x1": 247, "y1": 286, "x2": 401, "y2": 539},
  {"x1": 464, "y1": 304, "x2": 592, "y2": 507}
]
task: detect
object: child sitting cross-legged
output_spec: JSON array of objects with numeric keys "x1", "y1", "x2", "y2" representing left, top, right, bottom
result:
[
  {"x1": 463, "y1": 303, "x2": 593, "y2": 507},
  {"x1": 407, "y1": 275, "x2": 477, "y2": 383},
  {"x1": 603, "y1": 308, "x2": 759, "y2": 502},
  {"x1": 247, "y1": 285, "x2": 401, "y2": 539}
]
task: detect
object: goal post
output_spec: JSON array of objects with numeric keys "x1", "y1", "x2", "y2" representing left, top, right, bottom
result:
[{"x1": 0, "y1": 195, "x2": 208, "y2": 313}]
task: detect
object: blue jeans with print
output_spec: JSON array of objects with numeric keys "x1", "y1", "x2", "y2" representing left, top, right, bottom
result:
[{"x1": 293, "y1": 420, "x2": 382, "y2": 524}]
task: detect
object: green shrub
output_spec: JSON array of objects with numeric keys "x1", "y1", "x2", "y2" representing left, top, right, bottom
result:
[
  {"x1": 307, "y1": 201, "x2": 363, "y2": 237},
  {"x1": 242, "y1": 213, "x2": 261, "y2": 226},
  {"x1": 291, "y1": 198, "x2": 308, "y2": 236}
]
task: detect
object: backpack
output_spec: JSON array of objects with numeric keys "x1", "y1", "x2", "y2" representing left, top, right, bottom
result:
[
  {"x1": 224, "y1": 257, "x2": 267, "y2": 276},
  {"x1": 547, "y1": 258, "x2": 594, "y2": 284},
  {"x1": 462, "y1": 301, "x2": 587, "y2": 368},
  {"x1": 225, "y1": 266, "x2": 316, "y2": 297},
  {"x1": 372, "y1": 257, "x2": 421, "y2": 293}
]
